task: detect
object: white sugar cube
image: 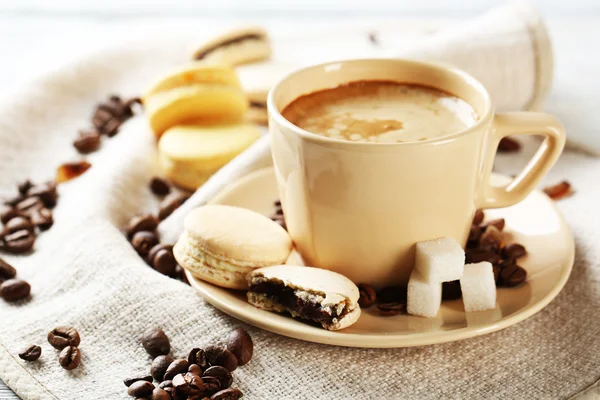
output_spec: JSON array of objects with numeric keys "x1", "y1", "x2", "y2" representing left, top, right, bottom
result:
[
  {"x1": 460, "y1": 262, "x2": 497, "y2": 312},
  {"x1": 415, "y1": 237, "x2": 465, "y2": 282},
  {"x1": 407, "y1": 269, "x2": 442, "y2": 318}
]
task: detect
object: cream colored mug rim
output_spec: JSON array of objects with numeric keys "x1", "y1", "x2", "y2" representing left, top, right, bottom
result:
[{"x1": 267, "y1": 58, "x2": 494, "y2": 148}]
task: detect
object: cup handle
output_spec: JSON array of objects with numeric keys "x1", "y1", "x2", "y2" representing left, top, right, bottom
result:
[{"x1": 476, "y1": 112, "x2": 566, "y2": 209}]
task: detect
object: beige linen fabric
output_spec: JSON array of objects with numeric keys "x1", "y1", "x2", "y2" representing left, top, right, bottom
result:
[{"x1": 1, "y1": 5, "x2": 599, "y2": 399}]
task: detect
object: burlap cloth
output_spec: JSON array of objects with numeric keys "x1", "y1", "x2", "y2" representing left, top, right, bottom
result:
[{"x1": 1, "y1": 4, "x2": 599, "y2": 399}]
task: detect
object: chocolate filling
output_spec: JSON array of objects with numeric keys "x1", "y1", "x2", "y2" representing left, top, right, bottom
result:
[
  {"x1": 249, "y1": 100, "x2": 267, "y2": 109},
  {"x1": 249, "y1": 281, "x2": 343, "y2": 324},
  {"x1": 194, "y1": 34, "x2": 265, "y2": 60}
]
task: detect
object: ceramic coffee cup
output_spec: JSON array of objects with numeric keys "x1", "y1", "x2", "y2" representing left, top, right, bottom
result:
[{"x1": 268, "y1": 59, "x2": 565, "y2": 286}]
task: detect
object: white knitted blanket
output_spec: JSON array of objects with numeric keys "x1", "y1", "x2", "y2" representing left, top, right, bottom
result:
[{"x1": 1, "y1": 4, "x2": 599, "y2": 399}]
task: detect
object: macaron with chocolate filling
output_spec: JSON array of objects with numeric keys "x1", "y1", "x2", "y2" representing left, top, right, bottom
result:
[
  {"x1": 247, "y1": 265, "x2": 361, "y2": 331},
  {"x1": 192, "y1": 26, "x2": 271, "y2": 66},
  {"x1": 174, "y1": 205, "x2": 292, "y2": 289}
]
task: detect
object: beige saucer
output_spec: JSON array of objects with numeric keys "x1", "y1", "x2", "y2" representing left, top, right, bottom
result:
[{"x1": 186, "y1": 167, "x2": 575, "y2": 348}]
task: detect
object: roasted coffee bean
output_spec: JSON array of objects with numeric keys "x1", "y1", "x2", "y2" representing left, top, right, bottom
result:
[
  {"x1": 493, "y1": 264, "x2": 502, "y2": 284},
  {"x1": 483, "y1": 218, "x2": 505, "y2": 232},
  {"x1": 0, "y1": 258, "x2": 16, "y2": 279},
  {"x1": 226, "y1": 328, "x2": 253, "y2": 367},
  {"x1": 28, "y1": 182, "x2": 58, "y2": 208},
  {"x1": 92, "y1": 107, "x2": 113, "y2": 130},
  {"x1": 472, "y1": 209, "x2": 485, "y2": 225},
  {"x1": 132, "y1": 231, "x2": 159, "y2": 258},
  {"x1": 465, "y1": 248, "x2": 500, "y2": 265},
  {"x1": 479, "y1": 226, "x2": 503, "y2": 252},
  {"x1": 543, "y1": 180, "x2": 573, "y2": 200},
  {"x1": 58, "y1": 346, "x2": 81, "y2": 370},
  {"x1": 48, "y1": 326, "x2": 81, "y2": 350},
  {"x1": 158, "y1": 193, "x2": 190, "y2": 220},
  {"x1": 205, "y1": 345, "x2": 238, "y2": 372},
  {"x1": 211, "y1": 388, "x2": 243, "y2": 400},
  {"x1": 376, "y1": 302, "x2": 405, "y2": 316},
  {"x1": 175, "y1": 265, "x2": 190, "y2": 285},
  {"x1": 142, "y1": 327, "x2": 171, "y2": 358},
  {"x1": 16, "y1": 197, "x2": 44, "y2": 215},
  {"x1": 502, "y1": 243, "x2": 527, "y2": 260},
  {"x1": 102, "y1": 117, "x2": 122, "y2": 137},
  {"x1": 146, "y1": 244, "x2": 173, "y2": 265},
  {"x1": 152, "y1": 249, "x2": 177, "y2": 276},
  {"x1": 127, "y1": 214, "x2": 159, "y2": 238},
  {"x1": 127, "y1": 380, "x2": 155, "y2": 397},
  {"x1": 498, "y1": 137, "x2": 521, "y2": 152},
  {"x1": 500, "y1": 264, "x2": 527, "y2": 287},
  {"x1": 188, "y1": 363, "x2": 202, "y2": 375},
  {"x1": 30, "y1": 208, "x2": 53, "y2": 231},
  {"x1": 56, "y1": 161, "x2": 92, "y2": 183},
  {"x1": 158, "y1": 380, "x2": 173, "y2": 389},
  {"x1": 0, "y1": 204, "x2": 19, "y2": 224},
  {"x1": 467, "y1": 225, "x2": 482, "y2": 247},
  {"x1": 18, "y1": 344, "x2": 41, "y2": 361},
  {"x1": 357, "y1": 284, "x2": 377, "y2": 308},
  {"x1": 202, "y1": 376, "x2": 221, "y2": 395},
  {"x1": 2, "y1": 230, "x2": 35, "y2": 253},
  {"x1": 270, "y1": 216, "x2": 286, "y2": 230},
  {"x1": 164, "y1": 358, "x2": 190, "y2": 381},
  {"x1": 0, "y1": 279, "x2": 30, "y2": 301},
  {"x1": 73, "y1": 130, "x2": 101, "y2": 154},
  {"x1": 151, "y1": 387, "x2": 171, "y2": 400},
  {"x1": 150, "y1": 178, "x2": 171, "y2": 196},
  {"x1": 124, "y1": 375, "x2": 153, "y2": 387},
  {"x1": 442, "y1": 280, "x2": 462, "y2": 300},
  {"x1": 203, "y1": 366, "x2": 232, "y2": 389},
  {"x1": 5, "y1": 216, "x2": 34, "y2": 234},
  {"x1": 17, "y1": 180, "x2": 33, "y2": 195},
  {"x1": 151, "y1": 354, "x2": 175, "y2": 381},
  {"x1": 3, "y1": 194, "x2": 25, "y2": 207},
  {"x1": 377, "y1": 285, "x2": 407, "y2": 304},
  {"x1": 188, "y1": 348, "x2": 208, "y2": 370},
  {"x1": 274, "y1": 199, "x2": 281, "y2": 207},
  {"x1": 173, "y1": 372, "x2": 205, "y2": 397}
]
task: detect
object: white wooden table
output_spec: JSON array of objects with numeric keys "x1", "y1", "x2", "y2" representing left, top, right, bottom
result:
[{"x1": 0, "y1": 1, "x2": 598, "y2": 399}]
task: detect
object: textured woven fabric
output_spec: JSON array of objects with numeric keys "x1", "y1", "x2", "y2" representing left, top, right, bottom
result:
[{"x1": 1, "y1": 5, "x2": 599, "y2": 400}]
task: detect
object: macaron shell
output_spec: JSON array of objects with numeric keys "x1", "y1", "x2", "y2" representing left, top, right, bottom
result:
[
  {"x1": 145, "y1": 85, "x2": 249, "y2": 137},
  {"x1": 200, "y1": 39, "x2": 271, "y2": 67},
  {"x1": 184, "y1": 205, "x2": 292, "y2": 266},
  {"x1": 144, "y1": 63, "x2": 242, "y2": 98}
]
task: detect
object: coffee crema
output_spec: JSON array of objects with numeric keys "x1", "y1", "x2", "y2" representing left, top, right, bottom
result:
[{"x1": 281, "y1": 81, "x2": 478, "y2": 143}]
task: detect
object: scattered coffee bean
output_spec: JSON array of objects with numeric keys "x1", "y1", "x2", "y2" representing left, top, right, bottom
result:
[
  {"x1": 150, "y1": 178, "x2": 171, "y2": 196},
  {"x1": 483, "y1": 218, "x2": 505, "y2": 232},
  {"x1": 132, "y1": 231, "x2": 159, "y2": 258},
  {"x1": 465, "y1": 248, "x2": 500, "y2": 265},
  {"x1": 158, "y1": 380, "x2": 173, "y2": 389},
  {"x1": 0, "y1": 258, "x2": 16, "y2": 279},
  {"x1": 0, "y1": 279, "x2": 30, "y2": 301},
  {"x1": 152, "y1": 248, "x2": 177, "y2": 276},
  {"x1": 479, "y1": 226, "x2": 503, "y2": 252},
  {"x1": 124, "y1": 375, "x2": 153, "y2": 387},
  {"x1": 92, "y1": 107, "x2": 113, "y2": 131},
  {"x1": 103, "y1": 117, "x2": 122, "y2": 137},
  {"x1": 203, "y1": 366, "x2": 232, "y2": 389},
  {"x1": 16, "y1": 197, "x2": 44, "y2": 215},
  {"x1": 0, "y1": 205, "x2": 19, "y2": 224},
  {"x1": 376, "y1": 302, "x2": 405, "y2": 316},
  {"x1": 2, "y1": 230, "x2": 35, "y2": 253},
  {"x1": 158, "y1": 192, "x2": 190, "y2": 220},
  {"x1": 188, "y1": 348, "x2": 208, "y2": 370},
  {"x1": 497, "y1": 137, "x2": 521, "y2": 152},
  {"x1": 17, "y1": 180, "x2": 33, "y2": 196},
  {"x1": 442, "y1": 280, "x2": 462, "y2": 301},
  {"x1": 368, "y1": 31, "x2": 379, "y2": 46},
  {"x1": 357, "y1": 284, "x2": 377, "y2": 308},
  {"x1": 151, "y1": 387, "x2": 171, "y2": 400},
  {"x1": 205, "y1": 345, "x2": 238, "y2": 372},
  {"x1": 27, "y1": 182, "x2": 58, "y2": 208},
  {"x1": 58, "y1": 346, "x2": 81, "y2": 370},
  {"x1": 175, "y1": 265, "x2": 190, "y2": 285},
  {"x1": 142, "y1": 327, "x2": 171, "y2": 358},
  {"x1": 467, "y1": 225, "x2": 482, "y2": 248},
  {"x1": 56, "y1": 161, "x2": 91, "y2": 183},
  {"x1": 164, "y1": 358, "x2": 190, "y2": 381},
  {"x1": 543, "y1": 180, "x2": 573, "y2": 200},
  {"x1": 151, "y1": 354, "x2": 175, "y2": 382},
  {"x1": 226, "y1": 328, "x2": 253, "y2": 367},
  {"x1": 472, "y1": 209, "x2": 484, "y2": 225},
  {"x1": 173, "y1": 372, "x2": 205, "y2": 397},
  {"x1": 500, "y1": 264, "x2": 527, "y2": 287},
  {"x1": 502, "y1": 243, "x2": 527, "y2": 260},
  {"x1": 126, "y1": 214, "x2": 159, "y2": 238},
  {"x1": 127, "y1": 380, "x2": 155, "y2": 397},
  {"x1": 73, "y1": 130, "x2": 101, "y2": 154},
  {"x1": 211, "y1": 388, "x2": 243, "y2": 400},
  {"x1": 5, "y1": 216, "x2": 34, "y2": 234},
  {"x1": 146, "y1": 244, "x2": 172, "y2": 265},
  {"x1": 202, "y1": 376, "x2": 222, "y2": 395},
  {"x1": 377, "y1": 285, "x2": 407, "y2": 304},
  {"x1": 18, "y1": 344, "x2": 41, "y2": 361},
  {"x1": 188, "y1": 363, "x2": 202, "y2": 375},
  {"x1": 30, "y1": 208, "x2": 53, "y2": 231},
  {"x1": 3, "y1": 194, "x2": 24, "y2": 207},
  {"x1": 493, "y1": 264, "x2": 502, "y2": 283},
  {"x1": 48, "y1": 326, "x2": 81, "y2": 350}
]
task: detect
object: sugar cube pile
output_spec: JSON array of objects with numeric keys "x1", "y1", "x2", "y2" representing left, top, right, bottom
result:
[
  {"x1": 460, "y1": 262, "x2": 497, "y2": 312},
  {"x1": 407, "y1": 269, "x2": 442, "y2": 318},
  {"x1": 415, "y1": 238, "x2": 465, "y2": 282}
]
